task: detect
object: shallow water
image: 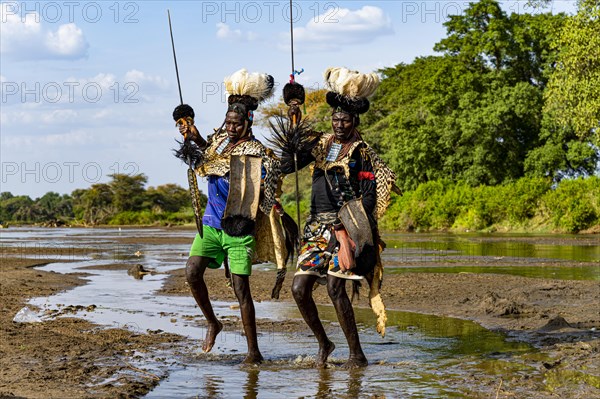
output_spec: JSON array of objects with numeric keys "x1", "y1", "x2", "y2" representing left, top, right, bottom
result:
[
  {"x1": 384, "y1": 233, "x2": 600, "y2": 263},
  {"x1": 2, "y1": 227, "x2": 598, "y2": 397}
]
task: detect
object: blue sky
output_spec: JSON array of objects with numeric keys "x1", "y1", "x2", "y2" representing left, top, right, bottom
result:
[{"x1": 0, "y1": 1, "x2": 576, "y2": 198}]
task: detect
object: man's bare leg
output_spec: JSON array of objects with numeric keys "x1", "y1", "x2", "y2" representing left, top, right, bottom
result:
[
  {"x1": 292, "y1": 274, "x2": 335, "y2": 367},
  {"x1": 232, "y1": 273, "x2": 264, "y2": 364},
  {"x1": 186, "y1": 256, "x2": 223, "y2": 353},
  {"x1": 327, "y1": 275, "x2": 368, "y2": 368}
]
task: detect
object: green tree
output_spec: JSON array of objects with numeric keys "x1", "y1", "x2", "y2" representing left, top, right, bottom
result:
[
  {"x1": 144, "y1": 183, "x2": 202, "y2": 213},
  {"x1": 360, "y1": 1, "x2": 568, "y2": 190},
  {"x1": 36, "y1": 192, "x2": 73, "y2": 219},
  {"x1": 434, "y1": 0, "x2": 512, "y2": 71},
  {"x1": 544, "y1": 0, "x2": 600, "y2": 147},
  {"x1": 108, "y1": 173, "x2": 148, "y2": 212},
  {"x1": 72, "y1": 184, "x2": 115, "y2": 225},
  {"x1": 0, "y1": 195, "x2": 33, "y2": 222}
]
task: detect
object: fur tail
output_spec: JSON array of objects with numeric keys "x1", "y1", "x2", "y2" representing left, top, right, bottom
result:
[
  {"x1": 280, "y1": 211, "x2": 299, "y2": 265},
  {"x1": 271, "y1": 268, "x2": 287, "y2": 299},
  {"x1": 351, "y1": 280, "x2": 362, "y2": 303}
]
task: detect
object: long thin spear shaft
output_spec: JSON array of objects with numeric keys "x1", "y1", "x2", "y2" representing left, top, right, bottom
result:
[
  {"x1": 289, "y1": 0, "x2": 295, "y2": 82},
  {"x1": 289, "y1": 0, "x2": 301, "y2": 234},
  {"x1": 294, "y1": 153, "x2": 300, "y2": 232},
  {"x1": 167, "y1": 10, "x2": 204, "y2": 239},
  {"x1": 168, "y1": 9, "x2": 184, "y2": 105}
]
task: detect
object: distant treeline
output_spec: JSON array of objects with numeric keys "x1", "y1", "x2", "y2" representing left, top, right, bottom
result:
[
  {"x1": 2, "y1": 174, "x2": 597, "y2": 233},
  {"x1": 0, "y1": 174, "x2": 206, "y2": 227}
]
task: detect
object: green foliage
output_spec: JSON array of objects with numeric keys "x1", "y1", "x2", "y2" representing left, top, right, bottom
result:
[
  {"x1": 379, "y1": 177, "x2": 598, "y2": 233},
  {"x1": 0, "y1": 192, "x2": 73, "y2": 224},
  {"x1": 2, "y1": 174, "x2": 205, "y2": 226},
  {"x1": 144, "y1": 183, "x2": 199, "y2": 213},
  {"x1": 1, "y1": 195, "x2": 34, "y2": 222},
  {"x1": 72, "y1": 183, "x2": 115, "y2": 225},
  {"x1": 541, "y1": 176, "x2": 600, "y2": 233},
  {"x1": 361, "y1": 1, "x2": 595, "y2": 189},
  {"x1": 279, "y1": 167, "x2": 312, "y2": 222},
  {"x1": 260, "y1": 88, "x2": 331, "y2": 133},
  {"x1": 108, "y1": 173, "x2": 148, "y2": 213},
  {"x1": 544, "y1": 0, "x2": 600, "y2": 147}
]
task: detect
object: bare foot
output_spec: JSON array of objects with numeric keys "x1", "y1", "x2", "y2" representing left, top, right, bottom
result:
[
  {"x1": 202, "y1": 321, "x2": 223, "y2": 353},
  {"x1": 316, "y1": 340, "x2": 335, "y2": 368},
  {"x1": 243, "y1": 351, "x2": 264, "y2": 365},
  {"x1": 341, "y1": 356, "x2": 368, "y2": 369}
]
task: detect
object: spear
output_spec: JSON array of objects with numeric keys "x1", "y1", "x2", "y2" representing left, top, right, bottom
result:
[
  {"x1": 288, "y1": 0, "x2": 301, "y2": 235},
  {"x1": 168, "y1": 9, "x2": 204, "y2": 238}
]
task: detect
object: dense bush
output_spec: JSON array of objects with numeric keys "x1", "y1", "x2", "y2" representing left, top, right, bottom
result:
[
  {"x1": 541, "y1": 177, "x2": 600, "y2": 233},
  {"x1": 379, "y1": 177, "x2": 598, "y2": 233}
]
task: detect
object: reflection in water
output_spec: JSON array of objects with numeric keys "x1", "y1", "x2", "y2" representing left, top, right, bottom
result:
[
  {"x1": 204, "y1": 374, "x2": 224, "y2": 398},
  {"x1": 243, "y1": 368, "x2": 259, "y2": 399},
  {"x1": 316, "y1": 368, "x2": 332, "y2": 399},
  {"x1": 383, "y1": 233, "x2": 600, "y2": 264},
  {"x1": 346, "y1": 368, "x2": 366, "y2": 399}
]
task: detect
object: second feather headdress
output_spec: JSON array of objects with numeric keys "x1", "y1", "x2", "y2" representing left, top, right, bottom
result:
[{"x1": 323, "y1": 67, "x2": 380, "y2": 115}]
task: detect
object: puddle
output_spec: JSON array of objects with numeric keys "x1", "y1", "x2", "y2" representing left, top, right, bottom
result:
[{"x1": 4, "y1": 227, "x2": 597, "y2": 397}]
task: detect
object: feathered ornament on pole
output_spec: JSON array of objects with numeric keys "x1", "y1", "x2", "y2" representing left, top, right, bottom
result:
[{"x1": 168, "y1": 9, "x2": 204, "y2": 238}]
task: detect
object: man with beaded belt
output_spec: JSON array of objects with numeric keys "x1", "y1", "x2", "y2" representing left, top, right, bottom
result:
[
  {"x1": 279, "y1": 68, "x2": 398, "y2": 368},
  {"x1": 173, "y1": 69, "x2": 288, "y2": 364}
]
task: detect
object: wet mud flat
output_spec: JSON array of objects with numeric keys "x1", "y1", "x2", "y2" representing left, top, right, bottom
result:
[
  {"x1": 0, "y1": 252, "x2": 185, "y2": 399},
  {"x1": 0, "y1": 227, "x2": 598, "y2": 398},
  {"x1": 161, "y1": 272, "x2": 600, "y2": 398}
]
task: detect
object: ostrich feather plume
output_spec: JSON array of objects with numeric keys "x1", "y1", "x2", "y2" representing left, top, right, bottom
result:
[
  {"x1": 323, "y1": 67, "x2": 380, "y2": 99},
  {"x1": 224, "y1": 69, "x2": 275, "y2": 104}
]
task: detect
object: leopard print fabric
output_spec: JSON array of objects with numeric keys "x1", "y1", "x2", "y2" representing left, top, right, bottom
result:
[
  {"x1": 195, "y1": 130, "x2": 280, "y2": 214},
  {"x1": 361, "y1": 146, "x2": 398, "y2": 219},
  {"x1": 312, "y1": 133, "x2": 397, "y2": 219}
]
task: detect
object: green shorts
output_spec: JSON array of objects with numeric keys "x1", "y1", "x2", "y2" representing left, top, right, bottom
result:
[{"x1": 189, "y1": 225, "x2": 256, "y2": 276}]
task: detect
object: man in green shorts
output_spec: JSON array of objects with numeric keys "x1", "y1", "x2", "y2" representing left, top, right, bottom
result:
[{"x1": 174, "y1": 69, "x2": 281, "y2": 364}]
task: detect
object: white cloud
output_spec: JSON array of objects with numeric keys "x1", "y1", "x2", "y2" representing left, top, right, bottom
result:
[
  {"x1": 0, "y1": 3, "x2": 88, "y2": 60},
  {"x1": 216, "y1": 23, "x2": 257, "y2": 41},
  {"x1": 125, "y1": 70, "x2": 169, "y2": 91},
  {"x1": 45, "y1": 23, "x2": 88, "y2": 57},
  {"x1": 289, "y1": 6, "x2": 393, "y2": 52}
]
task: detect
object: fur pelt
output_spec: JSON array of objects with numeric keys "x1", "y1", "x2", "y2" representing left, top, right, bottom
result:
[
  {"x1": 283, "y1": 82, "x2": 305, "y2": 105},
  {"x1": 280, "y1": 211, "x2": 299, "y2": 265},
  {"x1": 172, "y1": 104, "x2": 195, "y2": 121},
  {"x1": 326, "y1": 91, "x2": 371, "y2": 115},
  {"x1": 221, "y1": 215, "x2": 256, "y2": 237}
]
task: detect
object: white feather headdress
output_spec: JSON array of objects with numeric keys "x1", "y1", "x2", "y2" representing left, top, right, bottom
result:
[
  {"x1": 324, "y1": 67, "x2": 380, "y2": 99},
  {"x1": 224, "y1": 69, "x2": 275, "y2": 105}
]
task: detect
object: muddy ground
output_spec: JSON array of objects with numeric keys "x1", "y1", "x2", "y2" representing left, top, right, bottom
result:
[{"x1": 0, "y1": 237, "x2": 598, "y2": 398}]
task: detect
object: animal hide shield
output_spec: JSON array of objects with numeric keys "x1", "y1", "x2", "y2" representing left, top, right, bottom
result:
[
  {"x1": 224, "y1": 155, "x2": 262, "y2": 220},
  {"x1": 338, "y1": 198, "x2": 373, "y2": 256}
]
